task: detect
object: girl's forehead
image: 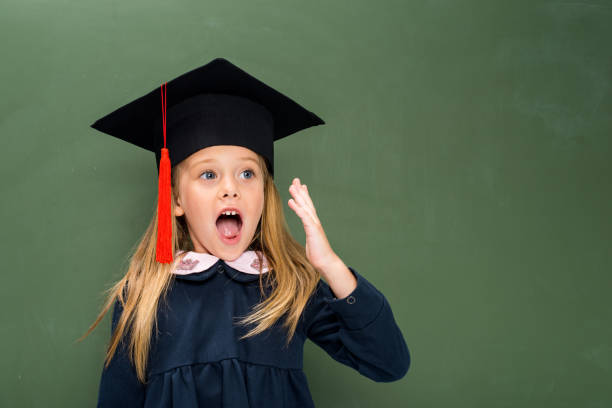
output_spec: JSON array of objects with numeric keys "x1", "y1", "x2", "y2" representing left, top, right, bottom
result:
[{"x1": 186, "y1": 145, "x2": 258, "y2": 164}]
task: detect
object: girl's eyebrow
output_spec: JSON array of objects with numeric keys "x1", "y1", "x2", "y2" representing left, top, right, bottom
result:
[{"x1": 192, "y1": 157, "x2": 258, "y2": 167}]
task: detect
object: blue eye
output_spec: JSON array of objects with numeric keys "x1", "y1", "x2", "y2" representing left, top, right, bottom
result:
[
  {"x1": 242, "y1": 169, "x2": 255, "y2": 179},
  {"x1": 200, "y1": 170, "x2": 215, "y2": 180}
]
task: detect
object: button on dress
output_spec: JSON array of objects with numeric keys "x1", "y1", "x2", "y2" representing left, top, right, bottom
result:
[{"x1": 97, "y1": 250, "x2": 410, "y2": 407}]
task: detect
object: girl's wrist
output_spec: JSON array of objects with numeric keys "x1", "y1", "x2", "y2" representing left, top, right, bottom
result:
[
  {"x1": 316, "y1": 255, "x2": 358, "y2": 300},
  {"x1": 313, "y1": 252, "x2": 341, "y2": 274}
]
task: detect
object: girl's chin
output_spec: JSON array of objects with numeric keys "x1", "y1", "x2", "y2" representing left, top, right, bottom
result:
[{"x1": 212, "y1": 244, "x2": 249, "y2": 262}]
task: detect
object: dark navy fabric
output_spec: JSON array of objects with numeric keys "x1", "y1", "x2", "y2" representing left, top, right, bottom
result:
[{"x1": 97, "y1": 260, "x2": 410, "y2": 407}]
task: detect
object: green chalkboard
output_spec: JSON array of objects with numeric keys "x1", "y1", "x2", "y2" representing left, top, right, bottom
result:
[{"x1": 1, "y1": 0, "x2": 611, "y2": 406}]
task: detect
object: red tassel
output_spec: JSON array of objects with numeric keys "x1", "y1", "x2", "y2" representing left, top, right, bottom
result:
[
  {"x1": 156, "y1": 82, "x2": 173, "y2": 263},
  {"x1": 156, "y1": 147, "x2": 172, "y2": 263}
]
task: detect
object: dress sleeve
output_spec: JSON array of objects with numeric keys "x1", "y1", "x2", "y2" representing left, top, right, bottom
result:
[
  {"x1": 96, "y1": 299, "x2": 146, "y2": 408},
  {"x1": 301, "y1": 266, "x2": 410, "y2": 382}
]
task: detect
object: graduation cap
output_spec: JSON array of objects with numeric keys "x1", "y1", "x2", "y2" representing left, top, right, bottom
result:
[{"x1": 90, "y1": 57, "x2": 325, "y2": 264}]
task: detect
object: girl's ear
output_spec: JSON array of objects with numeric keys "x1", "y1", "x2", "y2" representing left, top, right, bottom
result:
[
  {"x1": 174, "y1": 196, "x2": 185, "y2": 217},
  {"x1": 173, "y1": 166, "x2": 185, "y2": 217}
]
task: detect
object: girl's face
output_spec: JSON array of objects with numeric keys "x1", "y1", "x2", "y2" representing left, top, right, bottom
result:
[{"x1": 174, "y1": 145, "x2": 264, "y2": 261}]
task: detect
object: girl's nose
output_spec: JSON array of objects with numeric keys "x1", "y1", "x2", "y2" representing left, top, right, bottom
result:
[
  {"x1": 222, "y1": 191, "x2": 239, "y2": 198},
  {"x1": 219, "y1": 183, "x2": 240, "y2": 198}
]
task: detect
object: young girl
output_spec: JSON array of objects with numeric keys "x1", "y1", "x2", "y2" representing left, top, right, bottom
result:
[{"x1": 82, "y1": 57, "x2": 410, "y2": 407}]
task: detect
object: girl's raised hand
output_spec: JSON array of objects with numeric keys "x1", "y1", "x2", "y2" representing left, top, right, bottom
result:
[{"x1": 287, "y1": 177, "x2": 338, "y2": 271}]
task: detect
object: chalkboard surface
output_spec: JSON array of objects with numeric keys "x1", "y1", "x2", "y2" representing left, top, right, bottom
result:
[{"x1": 1, "y1": 1, "x2": 610, "y2": 406}]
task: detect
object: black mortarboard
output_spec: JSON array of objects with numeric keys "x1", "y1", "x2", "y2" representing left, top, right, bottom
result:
[
  {"x1": 90, "y1": 57, "x2": 325, "y2": 176},
  {"x1": 89, "y1": 57, "x2": 325, "y2": 263}
]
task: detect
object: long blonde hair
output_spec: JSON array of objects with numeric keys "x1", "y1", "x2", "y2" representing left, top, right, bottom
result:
[{"x1": 77, "y1": 153, "x2": 320, "y2": 384}]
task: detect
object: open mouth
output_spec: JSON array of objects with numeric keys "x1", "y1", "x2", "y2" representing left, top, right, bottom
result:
[{"x1": 215, "y1": 212, "x2": 243, "y2": 244}]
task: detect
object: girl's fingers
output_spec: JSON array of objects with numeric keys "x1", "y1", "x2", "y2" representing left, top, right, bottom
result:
[
  {"x1": 289, "y1": 184, "x2": 319, "y2": 225},
  {"x1": 296, "y1": 181, "x2": 320, "y2": 225},
  {"x1": 291, "y1": 186, "x2": 309, "y2": 210},
  {"x1": 290, "y1": 185, "x2": 315, "y2": 222},
  {"x1": 288, "y1": 197, "x2": 311, "y2": 225},
  {"x1": 300, "y1": 187, "x2": 321, "y2": 225},
  {"x1": 291, "y1": 178, "x2": 321, "y2": 225},
  {"x1": 292, "y1": 178, "x2": 314, "y2": 211},
  {"x1": 301, "y1": 184, "x2": 316, "y2": 213},
  {"x1": 288, "y1": 198, "x2": 299, "y2": 213}
]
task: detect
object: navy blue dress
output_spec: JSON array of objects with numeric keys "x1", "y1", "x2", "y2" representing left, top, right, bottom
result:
[{"x1": 97, "y1": 259, "x2": 410, "y2": 407}]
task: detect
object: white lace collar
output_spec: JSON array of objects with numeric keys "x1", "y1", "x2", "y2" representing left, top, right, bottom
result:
[{"x1": 172, "y1": 249, "x2": 270, "y2": 275}]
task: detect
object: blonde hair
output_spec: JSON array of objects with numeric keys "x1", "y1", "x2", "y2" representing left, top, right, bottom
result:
[{"x1": 77, "y1": 153, "x2": 320, "y2": 384}]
